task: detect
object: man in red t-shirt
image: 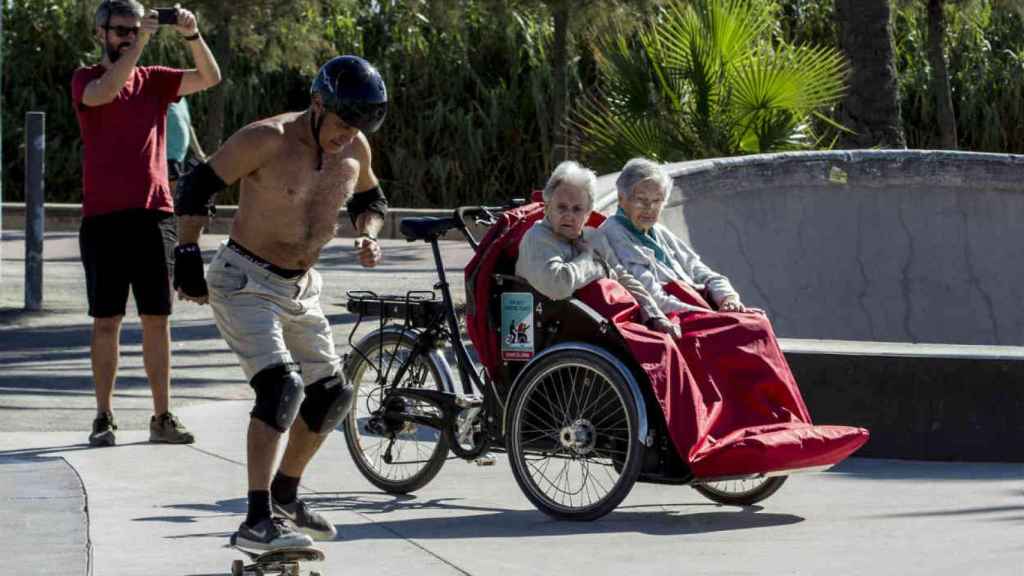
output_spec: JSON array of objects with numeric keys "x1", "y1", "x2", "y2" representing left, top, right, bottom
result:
[{"x1": 71, "y1": 0, "x2": 220, "y2": 447}]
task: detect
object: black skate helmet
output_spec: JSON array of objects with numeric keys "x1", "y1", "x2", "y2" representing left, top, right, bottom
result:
[
  {"x1": 311, "y1": 55, "x2": 388, "y2": 134},
  {"x1": 309, "y1": 55, "x2": 387, "y2": 170}
]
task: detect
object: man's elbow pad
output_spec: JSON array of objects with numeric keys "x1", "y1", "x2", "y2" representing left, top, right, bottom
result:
[
  {"x1": 347, "y1": 185, "x2": 388, "y2": 226},
  {"x1": 174, "y1": 162, "x2": 227, "y2": 217}
]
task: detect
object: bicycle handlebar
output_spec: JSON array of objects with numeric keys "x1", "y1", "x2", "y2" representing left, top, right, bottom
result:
[{"x1": 453, "y1": 199, "x2": 526, "y2": 250}]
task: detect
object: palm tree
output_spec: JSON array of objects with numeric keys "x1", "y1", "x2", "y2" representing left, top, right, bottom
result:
[
  {"x1": 925, "y1": 0, "x2": 959, "y2": 148},
  {"x1": 834, "y1": 0, "x2": 907, "y2": 148},
  {"x1": 572, "y1": 0, "x2": 849, "y2": 173}
]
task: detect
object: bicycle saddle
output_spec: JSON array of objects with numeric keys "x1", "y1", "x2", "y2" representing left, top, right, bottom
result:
[{"x1": 400, "y1": 217, "x2": 461, "y2": 241}]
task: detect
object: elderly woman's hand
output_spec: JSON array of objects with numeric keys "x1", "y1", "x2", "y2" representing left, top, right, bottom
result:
[
  {"x1": 718, "y1": 296, "x2": 767, "y2": 315},
  {"x1": 648, "y1": 317, "x2": 681, "y2": 339},
  {"x1": 719, "y1": 296, "x2": 746, "y2": 313}
]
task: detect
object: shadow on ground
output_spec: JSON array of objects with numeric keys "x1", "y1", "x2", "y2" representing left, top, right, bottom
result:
[
  {"x1": 148, "y1": 491, "x2": 802, "y2": 542},
  {"x1": 828, "y1": 457, "x2": 1024, "y2": 481}
]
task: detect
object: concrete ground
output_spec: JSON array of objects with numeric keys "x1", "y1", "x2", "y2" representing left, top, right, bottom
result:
[{"x1": 3, "y1": 231, "x2": 1024, "y2": 575}]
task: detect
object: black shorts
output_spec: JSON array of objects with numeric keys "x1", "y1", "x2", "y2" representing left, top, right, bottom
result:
[
  {"x1": 79, "y1": 209, "x2": 177, "y2": 318},
  {"x1": 167, "y1": 159, "x2": 184, "y2": 181}
]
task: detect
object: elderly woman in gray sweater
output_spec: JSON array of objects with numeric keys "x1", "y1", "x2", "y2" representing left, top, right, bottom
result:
[
  {"x1": 515, "y1": 160, "x2": 679, "y2": 337},
  {"x1": 600, "y1": 157, "x2": 753, "y2": 314},
  {"x1": 599, "y1": 157, "x2": 810, "y2": 431}
]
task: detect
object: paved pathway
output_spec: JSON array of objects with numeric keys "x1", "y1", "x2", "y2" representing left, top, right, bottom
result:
[{"x1": 3, "y1": 231, "x2": 1023, "y2": 575}]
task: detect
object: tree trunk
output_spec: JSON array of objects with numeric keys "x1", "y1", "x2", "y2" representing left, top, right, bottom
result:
[
  {"x1": 927, "y1": 0, "x2": 958, "y2": 149},
  {"x1": 833, "y1": 0, "x2": 906, "y2": 148},
  {"x1": 204, "y1": 10, "x2": 232, "y2": 149},
  {"x1": 550, "y1": 0, "x2": 571, "y2": 167}
]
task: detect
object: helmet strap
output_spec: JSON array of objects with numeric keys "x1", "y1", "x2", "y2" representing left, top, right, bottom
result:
[{"x1": 310, "y1": 109, "x2": 325, "y2": 171}]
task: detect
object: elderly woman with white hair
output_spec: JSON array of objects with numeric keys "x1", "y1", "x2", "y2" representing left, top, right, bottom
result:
[
  {"x1": 600, "y1": 157, "x2": 810, "y2": 437},
  {"x1": 515, "y1": 160, "x2": 678, "y2": 336},
  {"x1": 600, "y1": 157, "x2": 749, "y2": 314}
]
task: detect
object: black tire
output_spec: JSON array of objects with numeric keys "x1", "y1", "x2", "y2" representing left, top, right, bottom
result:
[
  {"x1": 343, "y1": 331, "x2": 450, "y2": 493},
  {"x1": 692, "y1": 476, "x2": 787, "y2": 506},
  {"x1": 506, "y1": 348, "x2": 644, "y2": 521}
]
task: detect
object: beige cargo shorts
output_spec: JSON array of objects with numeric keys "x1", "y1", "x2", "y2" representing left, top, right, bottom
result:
[{"x1": 206, "y1": 242, "x2": 341, "y2": 385}]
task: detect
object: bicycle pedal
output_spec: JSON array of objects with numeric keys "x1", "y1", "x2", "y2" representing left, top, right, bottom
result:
[{"x1": 473, "y1": 453, "x2": 497, "y2": 466}]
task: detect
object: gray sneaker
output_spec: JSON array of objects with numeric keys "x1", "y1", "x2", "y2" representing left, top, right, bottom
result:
[
  {"x1": 89, "y1": 412, "x2": 117, "y2": 447},
  {"x1": 149, "y1": 412, "x2": 195, "y2": 444},
  {"x1": 272, "y1": 497, "x2": 337, "y2": 541},
  {"x1": 234, "y1": 517, "x2": 313, "y2": 551}
]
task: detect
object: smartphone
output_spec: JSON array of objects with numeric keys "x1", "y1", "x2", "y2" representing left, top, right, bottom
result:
[{"x1": 155, "y1": 8, "x2": 178, "y2": 25}]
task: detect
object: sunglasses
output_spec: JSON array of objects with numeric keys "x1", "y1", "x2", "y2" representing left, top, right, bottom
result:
[{"x1": 103, "y1": 25, "x2": 140, "y2": 37}]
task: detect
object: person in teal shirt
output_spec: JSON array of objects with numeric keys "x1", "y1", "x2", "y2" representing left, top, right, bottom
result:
[{"x1": 166, "y1": 98, "x2": 206, "y2": 183}]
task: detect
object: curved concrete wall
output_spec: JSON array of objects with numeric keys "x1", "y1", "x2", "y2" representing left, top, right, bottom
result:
[{"x1": 597, "y1": 150, "x2": 1024, "y2": 345}]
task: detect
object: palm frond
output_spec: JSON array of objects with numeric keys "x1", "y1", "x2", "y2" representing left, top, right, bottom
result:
[{"x1": 572, "y1": 0, "x2": 850, "y2": 167}]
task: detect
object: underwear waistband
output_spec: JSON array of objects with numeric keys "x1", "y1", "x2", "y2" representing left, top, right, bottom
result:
[{"x1": 226, "y1": 239, "x2": 306, "y2": 279}]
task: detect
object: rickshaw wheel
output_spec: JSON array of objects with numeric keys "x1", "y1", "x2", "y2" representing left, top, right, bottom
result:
[
  {"x1": 692, "y1": 476, "x2": 787, "y2": 506},
  {"x1": 343, "y1": 331, "x2": 450, "y2": 494},
  {"x1": 506, "y1": 348, "x2": 643, "y2": 521}
]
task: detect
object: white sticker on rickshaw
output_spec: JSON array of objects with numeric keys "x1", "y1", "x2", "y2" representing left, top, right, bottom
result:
[{"x1": 501, "y1": 292, "x2": 534, "y2": 360}]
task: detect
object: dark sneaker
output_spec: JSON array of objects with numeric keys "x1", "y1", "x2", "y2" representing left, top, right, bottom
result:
[
  {"x1": 272, "y1": 497, "x2": 337, "y2": 541},
  {"x1": 149, "y1": 412, "x2": 195, "y2": 444},
  {"x1": 234, "y1": 517, "x2": 313, "y2": 551},
  {"x1": 89, "y1": 412, "x2": 117, "y2": 447}
]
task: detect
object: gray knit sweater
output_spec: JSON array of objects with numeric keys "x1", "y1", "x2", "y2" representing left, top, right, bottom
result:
[
  {"x1": 514, "y1": 219, "x2": 667, "y2": 322},
  {"x1": 599, "y1": 215, "x2": 739, "y2": 315}
]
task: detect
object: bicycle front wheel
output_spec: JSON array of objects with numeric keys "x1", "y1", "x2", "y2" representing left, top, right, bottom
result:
[{"x1": 343, "y1": 331, "x2": 450, "y2": 493}]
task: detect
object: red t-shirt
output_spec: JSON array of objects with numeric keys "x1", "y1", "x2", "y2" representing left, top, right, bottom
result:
[{"x1": 71, "y1": 65, "x2": 184, "y2": 217}]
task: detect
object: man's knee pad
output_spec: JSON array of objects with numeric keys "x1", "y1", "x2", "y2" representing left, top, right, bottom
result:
[
  {"x1": 250, "y1": 364, "x2": 305, "y2": 433},
  {"x1": 299, "y1": 373, "x2": 355, "y2": 434}
]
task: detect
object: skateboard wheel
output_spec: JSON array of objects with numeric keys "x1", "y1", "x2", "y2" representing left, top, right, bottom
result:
[{"x1": 231, "y1": 559, "x2": 244, "y2": 576}]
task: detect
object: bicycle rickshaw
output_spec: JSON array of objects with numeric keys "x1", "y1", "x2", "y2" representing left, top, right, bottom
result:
[{"x1": 342, "y1": 199, "x2": 868, "y2": 520}]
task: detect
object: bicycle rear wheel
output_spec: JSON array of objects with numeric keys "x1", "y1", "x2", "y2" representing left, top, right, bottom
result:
[
  {"x1": 343, "y1": 331, "x2": 450, "y2": 493},
  {"x1": 692, "y1": 476, "x2": 787, "y2": 506}
]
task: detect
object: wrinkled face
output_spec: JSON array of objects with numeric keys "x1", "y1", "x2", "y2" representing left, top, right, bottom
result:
[
  {"x1": 619, "y1": 178, "x2": 667, "y2": 233},
  {"x1": 313, "y1": 96, "x2": 360, "y2": 153},
  {"x1": 97, "y1": 14, "x2": 141, "y2": 63},
  {"x1": 546, "y1": 183, "x2": 590, "y2": 241}
]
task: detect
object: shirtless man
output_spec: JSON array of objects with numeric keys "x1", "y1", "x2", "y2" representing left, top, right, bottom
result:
[{"x1": 172, "y1": 55, "x2": 388, "y2": 550}]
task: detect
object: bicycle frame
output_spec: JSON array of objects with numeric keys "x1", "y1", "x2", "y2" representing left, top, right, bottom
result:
[{"x1": 345, "y1": 205, "x2": 513, "y2": 460}]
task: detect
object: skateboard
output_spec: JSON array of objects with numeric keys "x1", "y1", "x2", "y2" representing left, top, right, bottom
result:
[{"x1": 229, "y1": 545, "x2": 325, "y2": 576}]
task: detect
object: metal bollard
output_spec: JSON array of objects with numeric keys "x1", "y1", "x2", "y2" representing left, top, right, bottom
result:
[
  {"x1": 25, "y1": 112, "x2": 45, "y2": 311},
  {"x1": 0, "y1": 8, "x2": 4, "y2": 284}
]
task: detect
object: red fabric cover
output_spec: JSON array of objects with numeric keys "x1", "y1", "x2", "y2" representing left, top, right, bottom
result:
[
  {"x1": 465, "y1": 202, "x2": 545, "y2": 377},
  {"x1": 576, "y1": 280, "x2": 869, "y2": 478},
  {"x1": 464, "y1": 201, "x2": 604, "y2": 378},
  {"x1": 663, "y1": 279, "x2": 714, "y2": 310},
  {"x1": 687, "y1": 424, "x2": 869, "y2": 477},
  {"x1": 72, "y1": 65, "x2": 184, "y2": 217}
]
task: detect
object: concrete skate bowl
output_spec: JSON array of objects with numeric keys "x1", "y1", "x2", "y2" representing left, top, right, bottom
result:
[
  {"x1": 627, "y1": 150, "x2": 1024, "y2": 345},
  {"x1": 595, "y1": 150, "x2": 1024, "y2": 461}
]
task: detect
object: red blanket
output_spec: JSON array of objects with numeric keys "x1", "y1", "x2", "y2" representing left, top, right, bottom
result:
[{"x1": 576, "y1": 279, "x2": 868, "y2": 478}]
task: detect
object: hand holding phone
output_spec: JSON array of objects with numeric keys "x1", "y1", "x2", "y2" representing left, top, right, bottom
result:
[{"x1": 155, "y1": 7, "x2": 178, "y2": 25}]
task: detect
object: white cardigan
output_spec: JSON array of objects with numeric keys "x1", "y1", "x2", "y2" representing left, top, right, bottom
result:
[
  {"x1": 599, "y1": 215, "x2": 739, "y2": 315},
  {"x1": 515, "y1": 219, "x2": 667, "y2": 322}
]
